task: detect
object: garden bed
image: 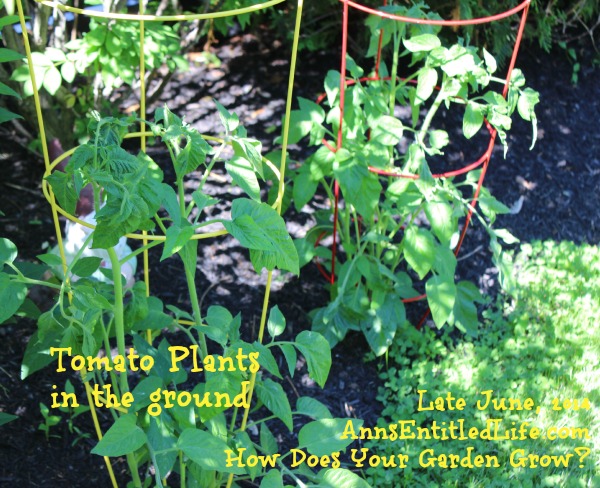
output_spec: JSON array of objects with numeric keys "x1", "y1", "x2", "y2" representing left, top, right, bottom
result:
[{"x1": 0, "y1": 30, "x2": 598, "y2": 486}]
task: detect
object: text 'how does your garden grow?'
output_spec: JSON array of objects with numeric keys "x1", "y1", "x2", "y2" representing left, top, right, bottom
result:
[{"x1": 222, "y1": 390, "x2": 593, "y2": 472}]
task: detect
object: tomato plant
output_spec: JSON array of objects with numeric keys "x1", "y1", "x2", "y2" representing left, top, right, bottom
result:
[
  {"x1": 0, "y1": 104, "x2": 368, "y2": 487},
  {"x1": 287, "y1": 3, "x2": 540, "y2": 355}
]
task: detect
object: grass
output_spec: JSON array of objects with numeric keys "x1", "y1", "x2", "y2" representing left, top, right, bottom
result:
[{"x1": 364, "y1": 241, "x2": 600, "y2": 488}]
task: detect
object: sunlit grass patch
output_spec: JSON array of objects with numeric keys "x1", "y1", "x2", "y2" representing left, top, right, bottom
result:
[{"x1": 365, "y1": 241, "x2": 600, "y2": 487}]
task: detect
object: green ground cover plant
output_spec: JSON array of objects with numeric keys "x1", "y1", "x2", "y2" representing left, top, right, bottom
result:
[
  {"x1": 287, "y1": 2, "x2": 539, "y2": 355},
  {"x1": 363, "y1": 240, "x2": 600, "y2": 487},
  {"x1": 0, "y1": 105, "x2": 372, "y2": 487}
]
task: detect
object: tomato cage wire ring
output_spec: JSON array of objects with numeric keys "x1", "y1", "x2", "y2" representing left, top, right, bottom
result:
[{"x1": 323, "y1": 0, "x2": 531, "y2": 328}]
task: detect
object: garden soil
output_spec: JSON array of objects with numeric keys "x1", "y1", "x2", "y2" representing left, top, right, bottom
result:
[{"x1": 0, "y1": 29, "x2": 598, "y2": 487}]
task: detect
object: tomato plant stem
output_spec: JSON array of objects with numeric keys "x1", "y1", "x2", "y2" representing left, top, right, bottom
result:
[
  {"x1": 417, "y1": 76, "x2": 446, "y2": 150},
  {"x1": 183, "y1": 258, "x2": 208, "y2": 360},
  {"x1": 107, "y1": 247, "x2": 128, "y2": 392},
  {"x1": 106, "y1": 250, "x2": 142, "y2": 488}
]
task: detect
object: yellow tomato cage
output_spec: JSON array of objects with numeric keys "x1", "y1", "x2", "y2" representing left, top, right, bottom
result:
[{"x1": 15, "y1": 0, "x2": 304, "y2": 485}]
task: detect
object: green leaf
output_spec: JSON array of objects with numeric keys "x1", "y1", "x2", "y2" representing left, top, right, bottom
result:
[
  {"x1": 205, "y1": 305, "x2": 233, "y2": 329},
  {"x1": 191, "y1": 191, "x2": 218, "y2": 215},
  {"x1": 324, "y1": 70, "x2": 341, "y2": 106},
  {"x1": 449, "y1": 281, "x2": 482, "y2": 336},
  {"x1": 0, "y1": 47, "x2": 23, "y2": 63},
  {"x1": 66, "y1": 144, "x2": 94, "y2": 171},
  {"x1": 214, "y1": 99, "x2": 239, "y2": 133},
  {"x1": 432, "y1": 244, "x2": 457, "y2": 279},
  {"x1": 463, "y1": 102, "x2": 484, "y2": 139},
  {"x1": 361, "y1": 294, "x2": 405, "y2": 356},
  {"x1": 91, "y1": 414, "x2": 146, "y2": 456},
  {"x1": 232, "y1": 137, "x2": 263, "y2": 177},
  {"x1": 0, "y1": 12, "x2": 19, "y2": 27},
  {"x1": 36, "y1": 252, "x2": 63, "y2": 267},
  {"x1": 403, "y1": 227, "x2": 435, "y2": 279},
  {"x1": 21, "y1": 326, "x2": 62, "y2": 379},
  {"x1": 441, "y1": 45, "x2": 477, "y2": 77},
  {"x1": 43, "y1": 66, "x2": 62, "y2": 95},
  {"x1": 294, "y1": 331, "x2": 331, "y2": 388},
  {"x1": 517, "y1": 87, "x2": 539, "y2": 122},
  {"x1": 478, "y1": 195, "x2": 510, "y2": 223},
  {"x1": 403, "y1": 34, "x2": 441, "y2": 52},
  {"x1": 255, "y1": 378, "x2": 293, "y2": 431},
  {"x1": 61, "y1": 61, "x2": 76, "y2": 84},
  {"x1": 0, "y1": 238, "x2": 18, "y2": 266},
  {"x1": 294, "y1": 237, "x2": 316, "y2": 269},
  {"x1": 296, "y1": 397, "x2": 332, "y2": 420},
  {"x1": 160, "y1": 183, "x2": 182, "y2": 223},
  {"x1": 15, "y1": 298, "x2": 41, "y2": 320},
  {"x1": 267, "y1": 305, "x2": 286, "y2": 338},
  {"x1": 319, "y1": 468, "x2": 372, "y2": 488},
  {"x1": 426, "y1": 274, "x2": 456, "y2": 328},
  {"x1": 293, "y1": 164, "x2": 318, "y2": 211},
  {"x1": 428, "y1": 130, "x2": 449, "y2": 151},
  {"x1": 283, "y1": 97, "x2": 326, "y2": 145},
  {"x1": 225, "y1": 156, "x2": 261, "y2": 202},
  {"x1": 0, "y1": 81, "x2": 21, "y2": 99},
  {"x1": 0, "y1": 107, "x2": 22, "y2": 124},
  {"x1": 252, "y1": 342, "x2": 282, "y2": 379},
  {"x1": 494, "y1": 228, "x2": 520, "y2": 245},
  {"x1": 131, "y1": 376, "x2": 164, "y2": 410},
  {"x1": 196, "y1": 369, "x2": 243, "y2": 422},
  {"x1": 345, "y1": 54, "x2": 364, "y2": 79},
  {"x1": 234, "y1": 431, "x2": 261, "y2": 480},
  {"x1": 147, "y1": 416, "x2": 177, "y2": 478},
  {"x1": 224, "y1": 215, "x2": 273, "y2": 251},
  {"x1": 370, "y1": 115, "x2": 403, "y2": 145},
  {"x1": 334, "y1": 157, "x2": 381, "y2": 220},
  {"x1": 45, "y1": 172, "x2": 78, "y2": 215},
  {"x1": 0, "y1": 412, "x2": 18, "y2": 426},
  {"x1": 161, "y1": 224, "x2": 195, "y2": 261},
  {"x1": 0, "y1": 274, "x2": 27, "y2": 324},
  {"x1": 517, "y1": 88, "x2": 539, "y2": 149},
  {"x1": 45, "y1": 47, "x2": 66, "y2": 64},
  {"x1": 416, "y1": 67, "x2": 437, "y2": 104},
  {"x1": 72, "y1": 256, "x2": 103, "y2": 278},
  {"x1": 298, "y1": 418, "x2": 362, "y2": 456},
  {"x1": 132, "y1": 296, "x2": 172, "y2": 331},
  {"x1": 260, "y1": 423, "x2": 279, "y2": 456},
  {"x1": 178, "y1": 428, "x2": 245, "y2": 474},
  {"x1": 133, "y1": 335, "x2": 187, "y2": 386},
  {"x1": 175, "y1": 130, "x2": 211, "y2": 177},
  {"x1": 224, "y1": 199, "x2": 299, "y2": 275},
  {"x1": 105, "y1": 31, "x2": 123, "y2": 56},
  {"x1": 278, "y1": 343, "x2": 297, "y2": 377},
  {"x1": 425, "y1": 200, "x2": 455, "y2": 244},
  {"x1": 483, "y1": 48, "x2": 497, "y2": 74},
  {"x1": 260, "y1": 469, "x2": 284, "y2": 488}
]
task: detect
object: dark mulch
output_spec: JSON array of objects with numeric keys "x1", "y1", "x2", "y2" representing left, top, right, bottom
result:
[{"x1": 0, "y1": 25, "x2": 598, "y2": 487}]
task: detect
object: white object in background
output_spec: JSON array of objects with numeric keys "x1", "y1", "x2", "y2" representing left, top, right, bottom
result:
[{"x1": 51, "y1": 212, "x2": 137, "y2": 288}]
